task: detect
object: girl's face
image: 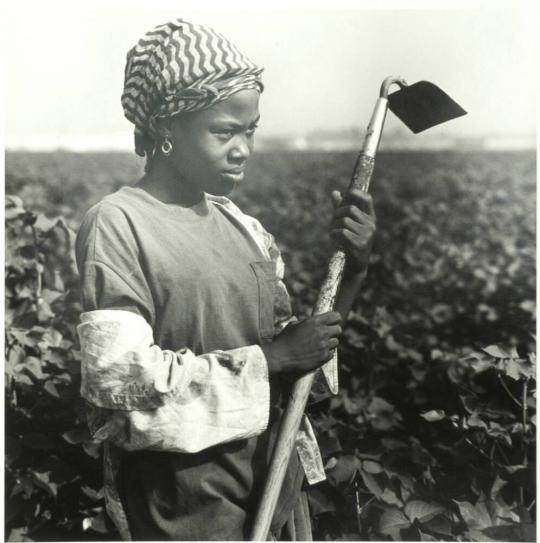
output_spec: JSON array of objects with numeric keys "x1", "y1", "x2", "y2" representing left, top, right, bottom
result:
[{"x1": 166, "y1": 89, "x2": 260, "y2": 197}]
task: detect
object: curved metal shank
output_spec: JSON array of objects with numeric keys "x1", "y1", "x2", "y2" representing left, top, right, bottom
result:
[{"x1": 379, "y1": 75, "x2": 408, "y2": 98}]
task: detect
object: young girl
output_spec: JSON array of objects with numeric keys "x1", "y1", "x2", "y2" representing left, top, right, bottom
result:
[{"x1": 76, "y1": 18, "x2": 376, "y2": 541}]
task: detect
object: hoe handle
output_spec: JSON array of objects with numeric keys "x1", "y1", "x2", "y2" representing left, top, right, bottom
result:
[
  {"x1": 250, "y1": 84, "x2": 396, "y2": 541},
  {"x1": 249, "y1": 153, "x2": 374, "y2": 541}
]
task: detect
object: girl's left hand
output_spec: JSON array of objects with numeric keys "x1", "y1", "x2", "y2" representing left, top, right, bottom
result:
[{"x1": 329, "y1": 189, "x2": 376, "y2": 274}]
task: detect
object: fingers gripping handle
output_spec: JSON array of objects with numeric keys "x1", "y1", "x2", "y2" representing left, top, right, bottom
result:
[
  {"x1": 317, "y1": 154, "x2": 375, "y2": 317},
  {"x1": 318, "y1": 152, "x2": 375, "y2": 320}
]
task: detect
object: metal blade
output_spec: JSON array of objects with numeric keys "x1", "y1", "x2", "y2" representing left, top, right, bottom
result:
[{"x1": 387, "y1": 80, "x2": 467, "y2": 133}]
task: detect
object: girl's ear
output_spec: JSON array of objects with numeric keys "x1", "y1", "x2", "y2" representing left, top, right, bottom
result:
[{"x1": 154, "y1": 117, "x2": 173, "y2": 140}]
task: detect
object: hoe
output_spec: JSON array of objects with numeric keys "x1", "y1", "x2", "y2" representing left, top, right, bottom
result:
[{"x1": 250, "y1": 76, "x2": 467, "y2": 540}]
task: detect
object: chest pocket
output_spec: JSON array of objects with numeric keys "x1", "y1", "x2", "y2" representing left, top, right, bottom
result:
[{"x1": 250, "y1": 261, "x2": 277, "y2": 342}]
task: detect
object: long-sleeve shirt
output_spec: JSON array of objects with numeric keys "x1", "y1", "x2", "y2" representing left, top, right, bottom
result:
[{"x1": 75, "y1": 186, "x2": 337, "y2": 540}]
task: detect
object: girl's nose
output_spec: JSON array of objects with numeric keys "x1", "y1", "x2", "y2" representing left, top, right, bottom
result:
[{"x1": 229, "y1": 135, "x2": 252, "y2": 162}]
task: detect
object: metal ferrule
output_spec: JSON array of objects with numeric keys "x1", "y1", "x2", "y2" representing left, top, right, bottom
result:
[
  {"x1": 361, "y1": 97, "x2": 388, "y2": 158},
  {"x1": 360, "y1": 75, "x2": 408, "y2": 158}
]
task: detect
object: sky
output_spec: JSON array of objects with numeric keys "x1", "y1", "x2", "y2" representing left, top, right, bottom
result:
[{"x1": 3, "y1": 0, "x2": 538, "y2": 151}]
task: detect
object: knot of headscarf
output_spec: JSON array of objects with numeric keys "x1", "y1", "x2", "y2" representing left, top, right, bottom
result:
[{"x1": 121, "y1": 18, "x2": 264, "y2": 158}]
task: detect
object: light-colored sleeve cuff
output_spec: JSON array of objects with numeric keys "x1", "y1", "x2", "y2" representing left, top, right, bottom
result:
[
  {"x1": 89, "y1": 344, "x2": 271, "y2": 453},
  {"x1": 79, "y1": 310, "x2": 271, "y2": 453}
]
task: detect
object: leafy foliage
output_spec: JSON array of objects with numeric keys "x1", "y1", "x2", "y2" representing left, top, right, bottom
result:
[
  {"x1": 4, "y1": 195, "x2": 112, "y2": 541},
  {"x1": 4, "y1": 150, "x2": 536, "y2": 541}
]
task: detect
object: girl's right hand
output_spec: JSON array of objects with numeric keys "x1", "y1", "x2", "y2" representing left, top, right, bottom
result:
[{"x1": 261, "y1": 311, "x2": 342, "y2": 374}]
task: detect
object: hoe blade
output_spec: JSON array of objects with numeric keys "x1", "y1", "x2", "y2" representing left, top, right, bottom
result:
[{"x1": 387, "y1": 80, "x2": 467, "y2": 133}]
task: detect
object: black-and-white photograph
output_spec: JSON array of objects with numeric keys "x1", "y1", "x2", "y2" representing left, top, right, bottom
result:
[{"x1": 4, "y1": 1, "x2": 536, "y2": 541}]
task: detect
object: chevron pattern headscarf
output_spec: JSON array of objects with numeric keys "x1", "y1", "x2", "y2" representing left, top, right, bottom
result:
[{"x1": 121, "y1": 18, "x2": 264, "y2": 160}]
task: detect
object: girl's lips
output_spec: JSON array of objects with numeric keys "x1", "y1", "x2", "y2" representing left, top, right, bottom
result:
[{"x1": 221, "y1": 170, "x2": 245, "y2": 182}]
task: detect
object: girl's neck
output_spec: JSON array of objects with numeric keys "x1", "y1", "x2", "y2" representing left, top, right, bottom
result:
[{"x1": 136, "y1": 157, "x2": 204, "y2": 208}]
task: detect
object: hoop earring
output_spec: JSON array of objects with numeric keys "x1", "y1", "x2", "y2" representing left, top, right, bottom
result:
[{"x1": 161, "y1": 138, "x2": 173, "y2": 156}]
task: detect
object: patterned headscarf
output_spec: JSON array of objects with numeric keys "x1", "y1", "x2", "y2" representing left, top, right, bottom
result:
[{"x1": 121, "y1": 18, "x2": 264, "y2": 159}]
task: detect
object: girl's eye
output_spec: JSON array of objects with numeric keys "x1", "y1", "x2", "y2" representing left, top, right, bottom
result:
[
  {"x1": 213, "y1": 124, "x2": 258, "y2": 139},
  {"x1": 215, "y1": 130, "x2": 233, "y2": 139},
  {"x1": 246, "y1": 124, "x2": 259, "y2": 137}
]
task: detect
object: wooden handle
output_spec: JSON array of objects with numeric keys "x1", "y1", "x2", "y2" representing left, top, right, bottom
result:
[
  {"x1": 350, "y1": 153, "x2": 375, "y2": 193},
  {"x1": 249, "y1": 154, "x2": 375, "y2": 541}
]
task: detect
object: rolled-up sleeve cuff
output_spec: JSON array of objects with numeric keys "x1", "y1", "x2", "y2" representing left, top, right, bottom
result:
[
  {"x1": 112, "y1": 343, "x2": 271, "y2": 453},
  {"x1": 78, "y1": 309, "x2": 271, "y2": 453}
]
